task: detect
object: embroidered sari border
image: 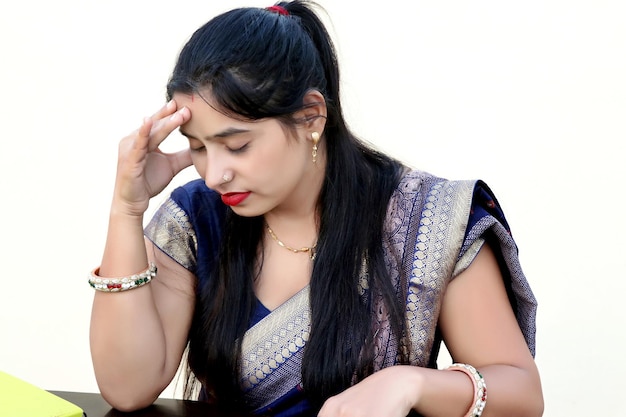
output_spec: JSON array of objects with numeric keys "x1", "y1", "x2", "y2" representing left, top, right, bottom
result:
[
  {"x1": 144, "y1": 198, "x2": 198, "y2": 270},
  {"x1": 404, "y1": 179, "x2": 475, "y2": 364},
  {"x1": 239, "y1": 286, "x2": 311, "y2": 407}
]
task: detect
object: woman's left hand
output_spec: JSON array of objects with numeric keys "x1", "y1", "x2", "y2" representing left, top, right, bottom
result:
[{"x1": 318, "y1": 366, "x2": 421, "y2": 417}]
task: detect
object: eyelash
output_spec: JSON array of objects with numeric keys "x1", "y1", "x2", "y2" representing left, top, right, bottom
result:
[
  {"x1": 226, "y1": 143, "x2": 249, "y2": 154},
  {"x1": 189, "y1": 143, "x2": 249, "y2": 154},
  {"x1": 190, "y1": 146, "x2": 205, "y2": 153}
]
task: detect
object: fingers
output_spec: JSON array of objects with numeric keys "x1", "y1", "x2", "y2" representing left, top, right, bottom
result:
[
  {"x1": 127, "y1": 103, "x2": 189, "y2": 155},
  {"x1": 149, "y1": 99, "x2": 178, "y2": 122},
  {"x1": 132, "y1": 117, "x2": 153, "y2": 151},
  {"x1": 169, "y1": 148, "x2": 193, "y2": 176},
  {"x1": 122, "y1": 100, "x2": 190, "y2": 157},
  {"x1": 130, "y1": 99, "x2": 178, "y2": 149},
  {"x1": 146, "y1": 106, "x2": 190, "y2": 152}
]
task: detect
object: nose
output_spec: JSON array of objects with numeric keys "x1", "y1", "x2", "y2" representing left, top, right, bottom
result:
[{"x1": 202, "y1": 150, "x2": 229, "y2": 190}]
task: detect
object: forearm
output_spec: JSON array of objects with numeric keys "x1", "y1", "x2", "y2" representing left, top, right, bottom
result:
[
  {"x1": 90, "y1": 211, "x2": 171, "y2": 410},
  {"x1": 99, "y1": 207, "x2": 149, "y2": 276},
  {"x1": 477, "y1": 364, "x2": 543, "y2": 417},
  {"x1": 414, "y1": 364, "x2": 543, "y2": 417},
  {"x1": 91, "y1": 291, "x2": 170, "y2": 410}
]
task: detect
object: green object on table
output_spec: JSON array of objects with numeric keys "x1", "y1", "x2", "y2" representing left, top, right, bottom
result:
[{"x1": 0, "y1": 371, "x2": 84, "y2": 417}]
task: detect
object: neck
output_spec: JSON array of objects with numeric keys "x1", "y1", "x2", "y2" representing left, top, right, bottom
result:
[
  {"x1": 267, "y1": 153, "x2": 326, "y2": 221},
  {"x1": 263, "y1": 149, "x2": 326, "y2": 250},
  {"x1": 266, "y1": 221, "x2": 317, "y2": 260}
]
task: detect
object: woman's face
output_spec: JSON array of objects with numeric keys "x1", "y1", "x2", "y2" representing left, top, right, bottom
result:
[{"x1": 173, "y1": 92, "x2": 316, "y2": 217}]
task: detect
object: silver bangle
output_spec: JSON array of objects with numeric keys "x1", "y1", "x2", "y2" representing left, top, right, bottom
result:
[
  {"x1": 446, "y1": 363, "x2": 487, "y2": 417},
  {"x1": 88, "y1": 263, "x2": 157, "y2": 292}
]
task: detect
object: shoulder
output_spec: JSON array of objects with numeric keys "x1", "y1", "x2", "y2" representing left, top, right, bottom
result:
[
  {"x1": 144, "y1": 180, "x2": 227, "y2": 271},
  {"x1": 383, "y1": 169, "x2": 478, "y2": 272},
  {"x1": 389, "y1": 170, "x2": 514, "y2": 251},
  {"x1": 170, "y1": 179, "x2": 222, "y2": 211},
  {"x1": 165, "y1": 179, "x2": 226, "y2": 226},
  {"x1": 167, "y1": 178, "x2": 228, "y2": 240},
  {"x1": 389, "y1": 169, "x2": 477, "y2": 214}
]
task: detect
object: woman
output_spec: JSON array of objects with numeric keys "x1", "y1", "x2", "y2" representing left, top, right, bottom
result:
[{"x1": 89, "y1": 1, "x2": 543, "y2": 416}]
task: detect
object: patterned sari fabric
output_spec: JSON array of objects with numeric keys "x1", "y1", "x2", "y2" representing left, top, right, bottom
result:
[{"x1": 145, "y1": 170, "x2": 537, "y2": 417}]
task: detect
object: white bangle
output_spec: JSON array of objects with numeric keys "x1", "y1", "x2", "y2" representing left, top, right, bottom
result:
[
  {"x1": 88, "y1": 263, "x2": 157, "y2": 292},
  {"x1": 446, "y1": 363, "x2": 487, "y2": 417}
]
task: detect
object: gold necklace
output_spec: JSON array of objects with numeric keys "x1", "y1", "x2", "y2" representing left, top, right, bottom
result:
[{"x1": 266, "y1": 223, "x2": 317, "y2": 260}]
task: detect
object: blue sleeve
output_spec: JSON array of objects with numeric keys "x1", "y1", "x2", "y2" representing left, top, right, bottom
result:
[{"x1": 144, "y1": 179, "x2": 227, "y2": 275}]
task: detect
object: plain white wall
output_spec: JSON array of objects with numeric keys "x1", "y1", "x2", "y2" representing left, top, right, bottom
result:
[{"x1": 1, "y1": 1, "x2": 624, "y2": 415}]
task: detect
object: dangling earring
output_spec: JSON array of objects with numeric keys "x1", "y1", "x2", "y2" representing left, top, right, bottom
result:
[{"x1": 311, "y1": 132, "x2": 320, "y2": 163}]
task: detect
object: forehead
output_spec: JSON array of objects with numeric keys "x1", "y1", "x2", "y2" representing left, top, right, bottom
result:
[
  {"x1": 174, "y1": 93, "x2": 244, "y2": 131},
  {"x1": 173, "y1": 92, "x2": 221, "y2": 114},
  {"x1": 172, "y1": 92, "x2": 285, "y2": 139}
]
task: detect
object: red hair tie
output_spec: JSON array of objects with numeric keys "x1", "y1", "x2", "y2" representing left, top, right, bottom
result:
[{"x1": 266, "y1": 5, "x2": 289, "y2": 15}]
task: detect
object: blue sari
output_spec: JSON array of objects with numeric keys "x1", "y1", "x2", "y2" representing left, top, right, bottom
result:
[{"x1": 145, "y1": 169, "x2": 537, "y2": 417}]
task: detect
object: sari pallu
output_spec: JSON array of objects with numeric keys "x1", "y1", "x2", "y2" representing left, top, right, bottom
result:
[{"x1": 145, "y1": 169, "x2": 538, "y2": 416}]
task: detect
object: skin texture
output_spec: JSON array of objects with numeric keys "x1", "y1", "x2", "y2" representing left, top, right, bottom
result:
[{"x1": 90, "y1": 95, "x2": 543, "y2": 416}]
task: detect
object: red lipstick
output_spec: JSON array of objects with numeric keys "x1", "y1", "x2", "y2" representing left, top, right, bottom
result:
[{"x1": 221, "y1": 192, "x2": 251, "y2": 206}]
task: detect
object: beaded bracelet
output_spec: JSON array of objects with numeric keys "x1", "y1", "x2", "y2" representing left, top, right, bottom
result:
[
  {"x1": 446, "y1": 363, "x2": 487, "y2": 417},
  {"x1": 88, "y1": 263, "x2": 157, "y2": 292}
]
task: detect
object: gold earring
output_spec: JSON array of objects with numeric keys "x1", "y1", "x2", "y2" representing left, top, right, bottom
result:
[{"x1": 311, "y1": 132, "x2": 320, "y2": 163}]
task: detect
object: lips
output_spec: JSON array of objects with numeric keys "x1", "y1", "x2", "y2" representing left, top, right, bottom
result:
[{"x1": 221, "y1": 192, "x2": 251, "y2": 206}]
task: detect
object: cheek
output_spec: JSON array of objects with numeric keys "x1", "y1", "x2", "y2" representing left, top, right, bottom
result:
[{"x1": 263, "y1": 143, "x2": 304, "y2": 172}]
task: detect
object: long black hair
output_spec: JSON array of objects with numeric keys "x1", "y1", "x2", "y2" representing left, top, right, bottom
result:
[{"x1": 167, "y1": 0, "x2": 408, "y2": 411}]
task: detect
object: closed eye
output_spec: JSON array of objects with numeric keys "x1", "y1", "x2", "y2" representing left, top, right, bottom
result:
[
  {"x1": 227, "y1": 143, "x2": 249, "y2": 154},
  {"x1": 190, "y1": 145, "x2": 205, "y2": 153}
]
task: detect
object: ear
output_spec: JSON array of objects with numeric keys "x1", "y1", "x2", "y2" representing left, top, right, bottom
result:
[{"x1": 298, "y1": 89, "x2": 327, "y2": 135}]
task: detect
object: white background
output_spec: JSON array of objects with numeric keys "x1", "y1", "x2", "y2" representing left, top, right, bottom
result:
[{"x1": 1, "y1": 1, "x2": 625, "y2": 416}]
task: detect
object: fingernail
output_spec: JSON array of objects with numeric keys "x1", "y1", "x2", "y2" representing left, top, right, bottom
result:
[
  {"x1": 170, "y1": 109, "x2": 185, "y2": 120},
  {"x1": 175, "y1": 107, "x2": 187, "y2": 118},
  {"x1": 166, "y1": 100, "x2": 175, "y2": 109}
]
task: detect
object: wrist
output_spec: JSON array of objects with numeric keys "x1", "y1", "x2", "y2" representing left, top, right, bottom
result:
[
  {"x1": 406, "y1": 366, "x2": 476, "y2": 417},
  {"x1": 101, "y1": 203, "x2": 150, "y2": 277},
  {"x1": 397, "y1": 365, "x2": 427, "y2": 411},
  {"x1": 109, "y1": 200, "x2": 146, "y2": 222},
  {"x1": 445, "y1": 364, "x2": 487, "y2": 417}
]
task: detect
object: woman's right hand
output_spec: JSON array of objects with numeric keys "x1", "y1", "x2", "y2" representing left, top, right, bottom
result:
[{"x1": 113, "y1": 100, "x2": 192, "y2": 217}]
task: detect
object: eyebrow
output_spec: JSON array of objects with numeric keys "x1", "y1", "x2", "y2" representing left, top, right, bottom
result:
[{"x1": 179, "y1": 127, "x2": 251, "y2": 141}]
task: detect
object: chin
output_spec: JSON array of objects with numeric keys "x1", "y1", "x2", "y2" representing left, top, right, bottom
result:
[{"x1": 228, "y1": 205, "x2": 265, "y2": 218}]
